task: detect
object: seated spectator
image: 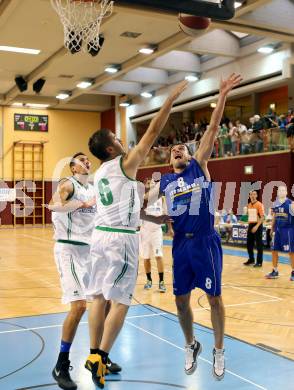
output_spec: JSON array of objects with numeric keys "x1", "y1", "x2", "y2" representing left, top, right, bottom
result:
[
  {"x1": 225, "y1": 209, "x2": 238, "y2": 242},
  {"x1": 214, "y1": 211, "x2": 224, "y2": 234},
  {"x1": 239, "y1": 206, "x2": 249, "y2": 223}
]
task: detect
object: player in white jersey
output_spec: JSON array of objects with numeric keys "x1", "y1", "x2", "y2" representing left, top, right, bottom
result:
[
  {"x1": 140, "y1": 178, "x2": 166, "y2": 292},
  {"x1": 85, "y1": 80, "x2": 188, "y2": 388},
  {"x1": 50, "y1": 153, "x2": 120, "y2": 390}
]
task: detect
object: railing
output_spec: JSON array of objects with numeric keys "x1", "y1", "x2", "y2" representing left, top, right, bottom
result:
[{"x1": 140, "y1": 127, "x2": 290, "y2": 167}]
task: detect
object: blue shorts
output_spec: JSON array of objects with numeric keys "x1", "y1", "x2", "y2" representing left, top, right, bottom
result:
[
  {"x1": 272, "y1": 228, "x2": 294, "y2": 253},
  {"x1": 172, "y1": 231, "x2": 223, "y2": 297}
]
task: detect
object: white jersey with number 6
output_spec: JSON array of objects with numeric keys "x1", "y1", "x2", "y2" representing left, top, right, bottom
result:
[{"x1": 93, "y1": 155, "x2": 141, "y2": 229}]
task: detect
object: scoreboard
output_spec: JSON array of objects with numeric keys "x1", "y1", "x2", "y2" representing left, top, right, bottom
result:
[{"x1": 14, "y1": 114, "x2": 48, "y2": 132}]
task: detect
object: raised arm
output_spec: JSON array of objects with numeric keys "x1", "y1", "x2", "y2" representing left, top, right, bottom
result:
[
  {"x1": 195, "y1": 74, "x2": 242, "y2": 169},
  {"x1": 123, "y1": 81, "x2": 188, "y2": 179}
]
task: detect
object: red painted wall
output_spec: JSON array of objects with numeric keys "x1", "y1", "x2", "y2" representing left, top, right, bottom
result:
[
  {"x1": 101, "y1": 108, "x2": 116, "y2": 133},
  {"x1": 259, "y1": 86, "x2": 288, "y2": 115}
]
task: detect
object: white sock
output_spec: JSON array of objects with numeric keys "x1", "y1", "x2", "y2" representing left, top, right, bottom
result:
[
  {"x1": 215, "y1": 347, "x2": 224, "y2": 353},
  {"x1": 274, "y1": 267, "x2": 278, "y2": 272},
  {"x1": 187, "y1": 338, "x2": 196, "y2": 347}
]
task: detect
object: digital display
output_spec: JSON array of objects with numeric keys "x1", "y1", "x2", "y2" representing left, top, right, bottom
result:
[{"x1": 14, "y1": 114, "x2": 48, "y2": 132}]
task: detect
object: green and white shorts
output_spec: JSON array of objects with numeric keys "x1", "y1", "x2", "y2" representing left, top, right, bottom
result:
[
  {"x1": 54, "y1": 242, "x2": 91, "y2": 304},
  {"x1": 87, "y1": 226, "x2": 139, "y2": 306}
]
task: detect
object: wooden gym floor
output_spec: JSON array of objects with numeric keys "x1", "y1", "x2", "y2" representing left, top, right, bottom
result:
[{"x1": 0, "y1": 227, "x2": 293, "y2": 361}]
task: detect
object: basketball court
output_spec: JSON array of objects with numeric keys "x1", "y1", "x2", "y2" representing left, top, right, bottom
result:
[
  {"x1": 0, "y1": 0, "x2": 294, "y2": 389},
  {"x1": 0, "y1": 227, "x2": 293, "y2": 389}
]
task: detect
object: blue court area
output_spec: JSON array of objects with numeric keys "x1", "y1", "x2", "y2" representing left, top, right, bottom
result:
[
  {"x1": 0, "y1": 305, "x2": 293, "y2": 390},
  {"x1": 163, "y1": 240, "x2": 291, "y2": 265}
]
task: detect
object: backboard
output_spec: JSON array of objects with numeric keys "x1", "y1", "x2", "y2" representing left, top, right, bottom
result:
[{"x1": 115, "y1": 0, "x2": 235, "y2": 20}]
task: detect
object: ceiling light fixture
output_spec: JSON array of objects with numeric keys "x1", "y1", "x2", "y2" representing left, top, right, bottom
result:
[
  {"x1": 11, "y1": 102, "x2": 23, "y2": 107},
  {"x1": 210, "y1": 102, "x2": 217, "y2": 108},
  {"x1": 0, "y1": 45, "x2": 40, "y2": 55},
  {"x1": 77, "y1": 80, "x2": 93, "y2": 89},
  {"x1": 139, "y1": 44, "x2": 158, "y2": 55},
  {"x1": 56, "y1": 91, "x2": 71, "y2": 100},
  {"x1": 26, "y1": 103, "x2": 50, "y2": 108},
  {"x1": 119, "y1": 100, "x2": 132, "y2": 107},
  {"x1": 140, "y1": 91, "x2": 153, "y2": 99},
  {"x1": 257, "y1": 45, "x2": 274, "y2": 54},
  {"x1": 105, "y1": 64, "x2": 121, "y2": 74},
  {"x1": 185, "y1": 74, "x2": 199, "y2": 82}
]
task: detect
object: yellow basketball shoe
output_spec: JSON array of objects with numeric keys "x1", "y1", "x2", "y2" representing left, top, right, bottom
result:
[{"x1": 85, "y1": 354, "x2": 106, "y2": 388}]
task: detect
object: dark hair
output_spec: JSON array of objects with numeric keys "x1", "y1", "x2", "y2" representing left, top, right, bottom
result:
[
  {"x1": 170, "y1": 143, "x2": 192, "y2": 157},
  {"x1": 249, "y1": 190, "x2": 259, "y2": 201},
  {"x1": 70, "y1": 152, "x2": 86, "y2": 167},
  {"x1": 88, "y1": 128, "x2": 113, "y2": 161}
]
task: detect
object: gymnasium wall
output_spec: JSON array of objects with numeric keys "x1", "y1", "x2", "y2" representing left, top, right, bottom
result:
[
  {"x1": 137, "y1": 151, "x2": 294, "y2": 214},
  {"x1": 0, "y1": 107, "x2": 101, "y2": 225},
  {"x1": 0, "y1": 107, "x2": 101, "y2": 180},
  {"x1": 259, "y1": 86, "x2": 288, "y2": 115},
  {"x1": 193, "y1": 87, "x2": 288, "y2": 126}
]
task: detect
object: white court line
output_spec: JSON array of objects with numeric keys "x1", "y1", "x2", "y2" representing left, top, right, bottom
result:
[
  {"x1": 226, "y1": 285, "x2": 282, "y2": 300},
  {"x1": 0, "y1": 313, "x2": 162, "y2": 335},
  {"x1": 193, "y1": 298, "x2": 281, "y2": 312},
  {"x1": 126, "y1": 320, "x2": 268, "y2": 390}
]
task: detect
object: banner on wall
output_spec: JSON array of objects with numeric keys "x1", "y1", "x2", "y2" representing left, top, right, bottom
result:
[
  {"x1": 14, "y1": 114, "x2": 48, "y2": 132},
  {"x1": 232, "y1": 224, "x2": 267, "y2": 244}
]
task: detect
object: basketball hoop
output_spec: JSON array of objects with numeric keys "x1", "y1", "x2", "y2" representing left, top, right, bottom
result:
[{"x1": 51, "y1": 0, "x2": 113, "y2": 54}]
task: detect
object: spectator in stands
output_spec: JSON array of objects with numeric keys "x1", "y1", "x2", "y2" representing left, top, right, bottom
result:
[
  {"x1": 287, "y1": 117, "x2": 294, "y2": 152},
  {"x1": 239, "y1": 125, "x2": 251, "y2": 154},
  {"x1": 286, "y1": 109, "x2": 293, "y2": 124},
  {"x1": 229, "y1": 121, "x2": 240, "y2": 156},
  {"x1": 219, "y1": 123, "x2": 231, "y2": 156},
  {"x1": 250, "y1": 115, "x2": 264, "y2": 153},
  {"x1": 278, "y1": 114, "x2": 288, "y2": 149},
  {"x1": 236, "y1": 119, "x2": 247, "y2": 133},
  {"x1": 244, "y1": 190, "x2": 265, "y2": 267}
]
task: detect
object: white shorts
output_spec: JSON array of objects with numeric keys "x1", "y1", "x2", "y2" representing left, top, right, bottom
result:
[
  {"x1": 139, "y1": 228, "x2": 163, "y2": 259},
  {"x1": 87, "y1": 228, "x2": 139, "y2": 306},
  {"x1": 54, "y1": 242, "x2": 91, "y2": 304}
]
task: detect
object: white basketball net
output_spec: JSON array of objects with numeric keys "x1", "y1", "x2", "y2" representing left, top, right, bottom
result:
[{"x1": 51, "y1": 0, "x2": 113, "y2": 53}]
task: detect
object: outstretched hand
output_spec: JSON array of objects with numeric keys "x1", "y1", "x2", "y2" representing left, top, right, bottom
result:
[
  {"x1": 220, "y1": 73, "x2": 242, "y2": 96},
  {"x1": 169, "y1": 80, "x2": 189, "y2": 102}
]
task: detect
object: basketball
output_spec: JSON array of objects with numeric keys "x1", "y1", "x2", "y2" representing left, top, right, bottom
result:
[{"x1": 178, "y1": 14, "x2": 211, "y2": 36}]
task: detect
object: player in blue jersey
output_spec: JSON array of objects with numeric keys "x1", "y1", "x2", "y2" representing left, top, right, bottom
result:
[
  {"x1": 147, "y1": 74, "x2": 242, "y2": 381},
  {"x1": 266, "y1": 185, "x2": 294, "y2": 280}
]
